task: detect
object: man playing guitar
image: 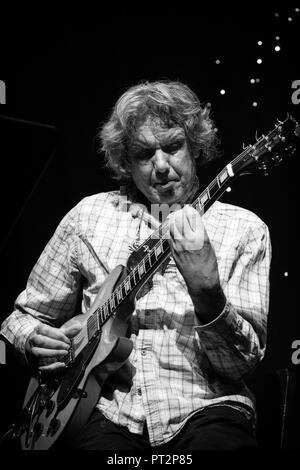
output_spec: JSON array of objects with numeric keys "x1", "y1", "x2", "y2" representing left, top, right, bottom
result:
[{"x1": 1, "y1": 80, "x2": 272, "y2": 450}]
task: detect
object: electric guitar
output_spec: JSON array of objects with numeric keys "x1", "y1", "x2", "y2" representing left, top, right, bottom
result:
[{"x1": 14, "y1": 115, "x2": 299, "y2": 450}]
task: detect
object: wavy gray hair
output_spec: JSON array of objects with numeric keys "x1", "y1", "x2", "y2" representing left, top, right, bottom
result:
[{"x1": 98, "y1": 80, "x2": 220, "y2": 182}]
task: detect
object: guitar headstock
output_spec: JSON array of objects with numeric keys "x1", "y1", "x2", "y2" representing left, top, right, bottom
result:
[{"x1": 235, "y1": 115, "x2": 300, "y2": 177}]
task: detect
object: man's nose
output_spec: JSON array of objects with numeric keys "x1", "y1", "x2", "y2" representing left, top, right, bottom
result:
[{"x1": 153, "y1": 149, "x2": 170, "y2": 173}]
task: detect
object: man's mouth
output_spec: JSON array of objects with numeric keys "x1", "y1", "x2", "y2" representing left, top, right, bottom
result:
[{"x1": 154, "y1": 180, "x2": 177, "y2": 190}]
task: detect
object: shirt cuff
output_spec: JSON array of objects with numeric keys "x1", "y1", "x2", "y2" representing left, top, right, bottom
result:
[
  {"x1": 17, "y1": 323, "x2": 39, "y2": 359},
  {"x1": 2, "y1": 318, "x2": 40, "y2": 364}
]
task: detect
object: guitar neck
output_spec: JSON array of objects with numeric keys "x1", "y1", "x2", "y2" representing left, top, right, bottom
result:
[
  {"x1": 86, "y1": 114, "x2": 300, "y2": 339},
  {"x1": 88, "y1": 159, "x2": 242, "y2": 336}
]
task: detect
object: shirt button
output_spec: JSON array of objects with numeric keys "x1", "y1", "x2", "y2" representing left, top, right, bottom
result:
[
  {"x1": 141, "y1": 349, "x2": 147, "y2": 356},
  {"x1": 137, "y1": 388, "x2": 142, "y2": 396}
]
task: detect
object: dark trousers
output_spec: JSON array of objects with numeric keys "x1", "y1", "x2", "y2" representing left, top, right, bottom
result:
[{"x1": 69, "y1": 405, "x2": 258, "y2": 451}]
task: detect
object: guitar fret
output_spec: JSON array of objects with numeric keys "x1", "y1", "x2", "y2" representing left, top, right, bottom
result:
[
  {"x1": 144, "y1": 256, "x2": 151, "y2": 271},
  {"x1": 103, "y1": 302, "x2": 109, "y2": 318},
  {"x1": 200, "y1": 191, "x2": 209, "y2": 206},
  {"x1": 109, "y1": 296, "x2": 115, "y2": 311},
  {"x1": 117, "y1": 287, "x2": 123, "y2": 302},
  {"x1": 219, "y1": 169, "x2": 228, "y2": 184},
  {"x1": 95, "y1": 311, "x2": 100, "y2": 330},
  {"x1": 98, "y1": 307, "x2": 105, "y2": 325},
  {"x1": 226, "y1": 163, "x2": 234, "y2": 177},
  {"x1": 139, "y1": 260, "x2": 145, "y2": 276},
  {"x1": 162, "y1": 238, "x2": 169, "y2": 252},
  {"x1": 151, "y1": 250, "x2": 157, "y2": 265},
  {"x1": 132, "y1": 267, "x2": 139, "y2": 285},
  {"x1": 155, "y1": 244, "x2": 162, "y2": 258},
  {"x1": 132, "y1": 266, "x2": 141, "y2": 287},
  {"x1": 121, "y1": 283, "x2": 127, "y2": 298},
  {"x1": 125, "y1": 278, "x2": 131, "y2": 293},
  {"x1": 209, "y1": 179, "x2": 219, "y2": 197},
  {"x1": 113, "y1": 292, "x2": 119, "y2": 306}
]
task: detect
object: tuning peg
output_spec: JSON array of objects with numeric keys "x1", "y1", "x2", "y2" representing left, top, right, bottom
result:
[
  {"x1": 285, "y1": 145, "x2": 297, "y2": 156},
  {"x1": 272, "y1": 155, "x2": 283, "y2": 166},
  {"x1": 258, "y1": 163, "x2": 269, "y2": 176}
]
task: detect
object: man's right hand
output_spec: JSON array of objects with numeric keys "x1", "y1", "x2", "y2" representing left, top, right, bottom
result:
[{"x1": 25, "y1": 322, "x2": 82, "y2": 372}]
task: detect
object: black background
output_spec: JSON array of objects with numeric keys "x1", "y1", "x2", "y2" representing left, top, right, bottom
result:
[{"x1": 0, "y1": 6, "x2": 299, "y2": 451}]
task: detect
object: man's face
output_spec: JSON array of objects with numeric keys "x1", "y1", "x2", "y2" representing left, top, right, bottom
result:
[{"x1": 129, "y1": 122, "x2": 197, "y2": 205}]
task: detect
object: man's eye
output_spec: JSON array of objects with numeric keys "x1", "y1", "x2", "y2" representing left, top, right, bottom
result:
[
  {"x1": 162, "y1": 141, "x2": 184, "y2": 153},
  {"x1": 135, "y1": 148, "x2": 155, "y2": 160}
]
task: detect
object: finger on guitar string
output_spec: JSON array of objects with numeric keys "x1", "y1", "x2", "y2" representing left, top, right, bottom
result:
[
  {"x1": 60, "y1": 321, "x2": 83, "y2": 339},
  {"x1": 38, "y1": 361, "x2": 67, "y2": 372},
  {"x1": 36, "y1": 323, "x2": 71, "y2": 345},
  {"x1": 30, "y1": 333, "x2": 71, "y2": 351},
  {"x1": 30, "y1": 346, "x2": 69, "y2": 358}
]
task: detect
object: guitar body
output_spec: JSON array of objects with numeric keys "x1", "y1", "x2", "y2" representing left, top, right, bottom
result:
[{"x1": 19, "y1": 264, "x2": 134, "y2": 450}]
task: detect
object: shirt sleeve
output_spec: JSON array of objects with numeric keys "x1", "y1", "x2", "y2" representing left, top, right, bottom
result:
[
  {"x1": 194, "y1": 221, "x2": 271, "y2": 382},
  {"x1": 0, "y1": 205, "x2": 82, "y2": 360}
]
